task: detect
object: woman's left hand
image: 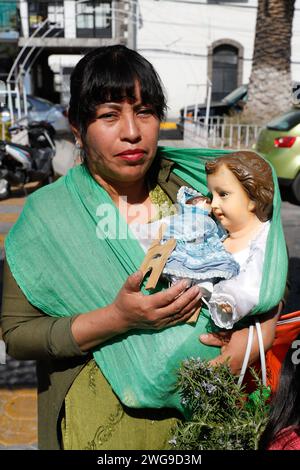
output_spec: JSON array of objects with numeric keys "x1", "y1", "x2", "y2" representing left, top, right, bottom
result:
[{"x1": 199, "y1": 303, "x2": 282, "y2": 375}]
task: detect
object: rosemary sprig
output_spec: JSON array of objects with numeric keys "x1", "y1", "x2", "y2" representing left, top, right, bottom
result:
[{"x1": 170, "y1": 358, "x2": 270, "y2": 450}]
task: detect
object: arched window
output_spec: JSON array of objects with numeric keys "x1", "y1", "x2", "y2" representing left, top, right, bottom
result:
[{"x1": 212, "y1": 45, "x2": 238, "y2": 101}]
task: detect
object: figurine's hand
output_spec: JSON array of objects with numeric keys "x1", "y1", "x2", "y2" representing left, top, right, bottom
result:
[{"x1": 219, "y1": 303, "x2": 233, "y2": 314}]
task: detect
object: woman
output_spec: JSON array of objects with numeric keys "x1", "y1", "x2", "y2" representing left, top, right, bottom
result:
[
  {"x1": 1, "y1": 45, "x2": 287, "y2": 450},
  {"x1": 259, "y1": 333, "x2": 300, "y2": 450}
]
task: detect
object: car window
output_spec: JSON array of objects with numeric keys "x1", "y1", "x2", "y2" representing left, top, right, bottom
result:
[{"x1": 267, "y1": 110, "x2": 300, "y2": 131}]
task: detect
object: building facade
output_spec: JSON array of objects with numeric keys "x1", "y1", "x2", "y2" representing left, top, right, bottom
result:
[
  {"x1": 138, "y1": 0, "x2": 300, "y2": 118},
  {"x1": 4, "y1": 1, "x2": 300, "y2": 116},
  {"x1": 17, "y1": 0, "x2": 135, "y2": 103},
  {"x1": 0, "y1": 1, "x2": 19, "y2": 81}
]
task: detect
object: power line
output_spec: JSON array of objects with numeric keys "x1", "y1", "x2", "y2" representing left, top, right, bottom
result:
[
  {"x1": 5, "y1": 2, "x2": 300, "y2": 44},
  {"x1": 0, "y1": 0, "x2": 299, "y2": 11},
  {"x1": 144, "y1": 0, "x2": 300, "y2": 12},
  {"x1": 149, "y1": 0, "x2": 258, "y2": 9},
  {"x1": 139, "y1": 46, "x2": 300, "y2": 64}
]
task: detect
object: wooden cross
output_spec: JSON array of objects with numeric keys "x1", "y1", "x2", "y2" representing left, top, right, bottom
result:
[
  {"x1": 140, "y1": 223, "x2": 176, "y2": 290},
  {"x1": 140, "y1": 223, "x2": 201, "y2": 324},
  {"x1": 186, "y1": 307, "x2": 201, "y2": 324}
]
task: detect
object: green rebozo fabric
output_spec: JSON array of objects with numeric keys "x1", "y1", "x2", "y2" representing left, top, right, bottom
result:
[{"x1": 5, "y1": 147, "x2": 288, "y2": 417}]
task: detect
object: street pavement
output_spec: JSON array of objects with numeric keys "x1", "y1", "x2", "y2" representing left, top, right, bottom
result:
[
  {"x1": 0, "y1": 141, "x2": 299, "y2": 450},
  {"x1": 0, "y1": 192, "x2": 38, "y2": 450},
  {"x1": 279, "y1": 190, "x2": 300, "y2": 314}
]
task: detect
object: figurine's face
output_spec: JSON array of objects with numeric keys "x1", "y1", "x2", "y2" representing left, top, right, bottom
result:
[{"x1": 207, "y1": 164, "x2": 256, "y2": 233}]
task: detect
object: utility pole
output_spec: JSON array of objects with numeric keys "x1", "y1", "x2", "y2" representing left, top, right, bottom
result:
[{"x1": 127, "y1": 0, "x2": 137, "y2": 50}]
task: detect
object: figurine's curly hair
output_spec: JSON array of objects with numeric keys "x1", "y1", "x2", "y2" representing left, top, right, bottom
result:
[{"x1": 205, "y1": 151, "x2": 274, "y2": 222}]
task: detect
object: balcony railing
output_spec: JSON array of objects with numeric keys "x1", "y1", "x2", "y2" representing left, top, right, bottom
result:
[{"x1": 182, "y1": 117, "x2": 262, "y2": 150}]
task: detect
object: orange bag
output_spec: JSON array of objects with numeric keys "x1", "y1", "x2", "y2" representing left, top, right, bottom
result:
[
  {"x1": 265, "y1": 311, "x2": 300, "y2": 392},
  {"x1": 244, "y1": 311, "x2": 300, "y2": 395}
]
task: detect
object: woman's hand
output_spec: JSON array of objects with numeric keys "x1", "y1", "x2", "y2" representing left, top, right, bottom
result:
[
  {"x1": 72, "y1": 270, "x2": 202, "y2": 351},
  {"x1": 199, "y1": 303, "x2": 282, "y2": 375},
  {"x1": 111, "y1": 270, "x2": 202, "y2": 331}
]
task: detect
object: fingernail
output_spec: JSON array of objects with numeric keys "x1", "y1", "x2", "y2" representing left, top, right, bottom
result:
[{"x1": 200, "y1": 334, "x2": 208, "y2": 339}]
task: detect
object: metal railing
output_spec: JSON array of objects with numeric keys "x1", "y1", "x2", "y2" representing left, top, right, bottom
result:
[{"x1": 183, "y1": 117, "x2": 262, "y2": 149}]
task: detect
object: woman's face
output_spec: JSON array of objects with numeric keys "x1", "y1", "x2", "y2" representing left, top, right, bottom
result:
[
  {"x1": 78, "y1": 84, "x2": 160, "y2": 186},
  {"x1": 207, "y1": 164, "x2": 256, "y2": 233}
]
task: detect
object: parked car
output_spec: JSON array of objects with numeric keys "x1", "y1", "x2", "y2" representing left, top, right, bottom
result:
[
  {"x1": 254, "y1": 109, "x2": 300, "y2": 203},
  {"x1": 0, "y1": 95, "x2": 70, "y2": 135},
  {"x1": 180, "y1": 84, "x2": 248, "y2": 121},
  {"x1": 26, "y1": 95, "x2": 70, "y2": 134}
]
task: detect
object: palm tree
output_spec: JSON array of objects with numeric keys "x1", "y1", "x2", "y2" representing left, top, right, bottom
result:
[{"x1": 243, "y1": 0, "x2": 296, "y2": 124}]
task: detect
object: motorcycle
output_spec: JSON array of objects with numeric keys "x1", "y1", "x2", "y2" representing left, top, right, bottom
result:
[{"x1": 0, "y1": 121, "x2": 56, "y2": 199}]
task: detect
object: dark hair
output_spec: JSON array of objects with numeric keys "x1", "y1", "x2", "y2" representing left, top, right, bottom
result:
[
  {"x1": 68, "y1": 45, "x2": 167, "y2": 139},
  {"x1": 205, "y1": 151, "x2": 274, "y2": 222},
  {"x1": 258, "y1": 333, "x2": 300, "y2": 449}
]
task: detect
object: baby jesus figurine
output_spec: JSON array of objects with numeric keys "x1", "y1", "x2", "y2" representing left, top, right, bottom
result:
[
  {"x1": 176, "y1": 192, "x2": 235, "y2": 314},
  {"x1": 140, "y1": 151, "x2": 273, "y2": 330},
  {"x1": 140, "y1": 185, "x2": 240, "y2": 322}
]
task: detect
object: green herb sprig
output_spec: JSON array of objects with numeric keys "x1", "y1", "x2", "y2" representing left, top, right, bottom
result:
[{"x1": 170, "y1": 358, "x2": 270, "y2": 450}]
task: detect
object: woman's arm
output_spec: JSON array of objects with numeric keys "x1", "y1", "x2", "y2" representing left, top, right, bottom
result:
[
  {"x1": 199, "y1": 303, "x2": 282, "y2": 375},
  {"x1": 1, "y1": 259, "x2": 202, "y2": 358},
  {"x1": 1, "y1": 258, "x2": 87, "y2": 360}
]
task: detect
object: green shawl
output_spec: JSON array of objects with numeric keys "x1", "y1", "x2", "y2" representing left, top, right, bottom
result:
[{"x1": 5, "y1": 147, "x2": 287, "y2": 416}]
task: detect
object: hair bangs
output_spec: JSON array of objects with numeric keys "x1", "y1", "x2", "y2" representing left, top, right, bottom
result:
[
  {"x1": 68, "y1": 45, "x2": 167, "y2": 136},
  {"x1": 84, "y1": 65, "x2": 138, "y2": 122},
  {"x1": 86, "y1": 55, "x2": 165, "y2": 121}
]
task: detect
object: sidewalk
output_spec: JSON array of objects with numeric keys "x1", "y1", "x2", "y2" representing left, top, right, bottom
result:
[
  {"x1": 0, "y1": 388, "x2": 37, "y2": 449},
  {"x1": 0, "y1": 195, "x2": 38, "y2": 450}
]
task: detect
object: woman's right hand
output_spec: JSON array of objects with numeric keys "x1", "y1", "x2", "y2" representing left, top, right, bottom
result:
[
  {"x1": 72, "y1": 270, "x2": 202, "y2": 351},
  {"x1": 111, "y1": 270, "x2": 202, "y2": 331}
]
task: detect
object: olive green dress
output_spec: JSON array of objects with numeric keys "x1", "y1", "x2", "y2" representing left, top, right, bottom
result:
[{"x1": 61, "y1": 184, "x2": 181, "y2": 450}]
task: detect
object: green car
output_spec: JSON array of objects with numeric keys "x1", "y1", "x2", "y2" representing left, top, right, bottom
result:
[{"x1": 254, "y1": 109, "x2": 300, "y2": 203}]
